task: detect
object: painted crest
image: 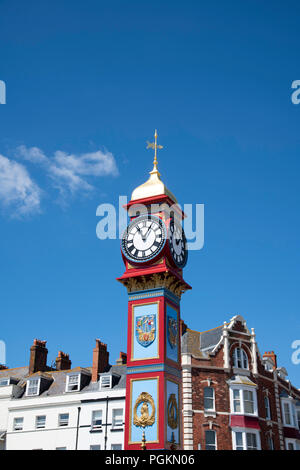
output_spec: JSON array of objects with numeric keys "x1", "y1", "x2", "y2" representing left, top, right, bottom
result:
[
  {"x1": 167, "y1": 316, "x2": 178, "y2": 349},
  {"x1": 136, "y1": 315, "x2": 156, "y2": 347}
]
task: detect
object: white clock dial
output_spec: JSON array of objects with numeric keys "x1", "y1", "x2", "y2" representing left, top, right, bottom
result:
[
  {"x1": 122, "y1": 215, "x2": 166, "y2": 263},
  {"x1": 169, "y1": 220, "x2": 188, "y2": 268}
]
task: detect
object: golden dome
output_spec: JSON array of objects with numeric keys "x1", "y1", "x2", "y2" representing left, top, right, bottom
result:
[{"x1": 130, "y1": 130, "x2": 177, "y2": 203}]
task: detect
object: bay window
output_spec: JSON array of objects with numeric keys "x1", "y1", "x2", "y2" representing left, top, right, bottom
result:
[
  {"x1": 281, "y1": 399, "x2": 297, "y2": 428},
  {"x1": 230, "y1": 386, "x2": 257, "y2": 416},
  {"x1": 232, "y1": 429, "x2": 261, "y2": 450}
]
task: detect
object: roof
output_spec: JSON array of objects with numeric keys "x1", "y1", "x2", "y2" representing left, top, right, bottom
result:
[
  {"x1": 131, "y1": 166, "x2": 177, "y2": 203},
  {"x1": 227, "y1": 375, "x2": 257, "y2": 387},
  {"x1": 0, "y1": 366, "x2": 29, "y2": 382},
  {"x1": 0, "y1": 365, "x2": 126, "y2": 399},
  {"x1": 182, "y1": 325, "x2": 224, "y2": 357}
]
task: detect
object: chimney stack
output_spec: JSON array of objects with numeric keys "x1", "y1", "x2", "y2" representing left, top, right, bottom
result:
[
  {"x1": 116, "y1": 351, "x2": 127, "y2": 365},
  {"x1": 29, "y1": 339, "x2": 48, "y2": 374},
  {"x1": 55, "y1": 351, "x2": 71, "y2": 371},
  {"x1": 263, "y1": 351, "x2": 277, "y2": 369},
  {"x1": 92, "y1": 339, "x2": 109, "y2": 382}
]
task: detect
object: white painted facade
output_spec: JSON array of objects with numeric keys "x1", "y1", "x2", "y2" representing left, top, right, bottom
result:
[{"x1": 4, "y1": 387, "x2": 125, "y2": 450}]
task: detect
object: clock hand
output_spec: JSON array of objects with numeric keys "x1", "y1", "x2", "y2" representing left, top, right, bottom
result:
[
  {"x1": 136, "y1": 225, "x2": 143, "y2": 237},
  {"x1": 143, "y1": 223, "x2": 153, "y2": 240}
]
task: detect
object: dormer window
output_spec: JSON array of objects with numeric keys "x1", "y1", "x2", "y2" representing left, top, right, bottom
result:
[
  {"x1": 264, "y1": 360, "x2": 274, "y2": 372},
  {"x1": 232, "y1": 347, "x2": 249, "y2": 370},
  {"x1": 26, "y1": 378, "x2": 40, "y2": 396},
  {"x1": 100, "y1": 374, "x2": 112, "y2": 389},
  {"x1": 66, "y1": 373, "x2": 80, "y2": 392}
]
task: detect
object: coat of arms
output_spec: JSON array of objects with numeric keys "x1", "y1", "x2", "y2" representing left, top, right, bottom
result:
[
  {"x1": 167, "y1": 316, "x2": 178, "y2": 349},
  {"x1": 136, "y1": 315, "x2": 156, "y2": 347}
]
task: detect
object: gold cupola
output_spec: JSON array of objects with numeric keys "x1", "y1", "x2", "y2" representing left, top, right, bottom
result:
[{"x1": 130, "y1": 130, "x2": 177, "y2": 203}]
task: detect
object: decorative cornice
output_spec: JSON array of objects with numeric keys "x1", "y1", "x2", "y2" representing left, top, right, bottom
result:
[{"x1": 119, "y1": 272, "x2": 189, "y2": 299}]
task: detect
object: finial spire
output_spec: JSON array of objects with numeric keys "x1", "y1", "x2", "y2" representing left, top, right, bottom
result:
[{"x1": 146, "y1": 129, "x2": 163, "y2": 175}]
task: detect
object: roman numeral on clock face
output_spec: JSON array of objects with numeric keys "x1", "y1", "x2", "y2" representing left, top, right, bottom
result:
[{"x1": 121, "y1": 215, "x2": 167, "y2": 263}]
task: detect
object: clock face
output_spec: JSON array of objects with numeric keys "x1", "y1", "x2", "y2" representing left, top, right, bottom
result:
[
  {"x1": 121, "y1": 215, "x2": 166, "y2": 263},
  {"x1": 169, "y1": 219, "x2": 188, "y2": 268}
]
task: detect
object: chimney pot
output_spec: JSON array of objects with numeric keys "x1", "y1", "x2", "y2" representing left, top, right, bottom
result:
[
  {"x1": 263, "y1": 350, "x2": 277, "y2": 370},
  {"x1": 92, "y1": 339, "x2": 109, "y2": 382},
  {"x1": 56, "y1": 351, "x2": 71, "y2": 371},
  {"x1": 116, "y1": 351, "x2": 127, "y2": 365},
  {"x1": 29, "y1": 339, "x2": 48, "y2": 374}
]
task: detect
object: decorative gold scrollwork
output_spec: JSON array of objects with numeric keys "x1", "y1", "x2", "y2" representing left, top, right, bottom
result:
[
  {"x1": 167, "y1": 393, "x2": 178, "y2": 429},
  {"x1": 133, "y1": 392, "x2": 156, "y2": 428}
]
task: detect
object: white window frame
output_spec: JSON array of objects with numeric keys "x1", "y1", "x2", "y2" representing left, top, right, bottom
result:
[
  {"x1": 13, "y1": 417, "x2": 24, "y2": 431},
  {"x1": 0, "y1": 378, "x2": 10, "y2": 386},
  {"x1": 35, "y1": 415, "x2": 46, "y2": 429},
  {"x1": 58, "y1": 413, "x2": 69, "y2": 427},
  {"x1": 281, "y1": 398, "x2": 297, "y2": 428},
  {"x1": 232, "y1": 428, "x2": 261, "y2": 450},
  {"x1": 205, "y1": 429, "x2": 217, "y2": 450},
  {"x1": 91, "y1": 410, "x2": 103, "y2": 429},
  {"x1": 232, "y1": 347, "x2": 249, "y2": 370},
  {"x1": 112, "y1": 408, "x2": 123, "y2": 429},
  {"x1": 99, "y1": 375, "x2": 112, "y2": 389},
  {"x1": 204, "y1": 387, "x2": 215, "y2": 412},
  {"x1": 285, "y1": 438, "x2": 297, "y2": 450},
  {"x1": 26, "y1": 378, "x2": 41, "y2": 397},
  {"x1": 111, "y1": 444, "x2": 122, "y2": 450},
  {"x1": 297, "y1": 408, "x2": 300, "y2": 430},
  {"x1": 66, "y1": 373, "x2": 81, "y2": 392},
  {"x1": 230, "y1": 385, "x2": 258, "y2": 416},
  {"x1": 264, "y1": 396, "x2": 271, "y2": 420}
]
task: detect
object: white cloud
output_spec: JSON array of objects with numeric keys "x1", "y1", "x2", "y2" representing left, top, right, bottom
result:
[
  {"x1": 49, "y1": 164, "x2": 93, "y2": 196},
  {"x1": 0, "y1": 155, "x2": 41, "y2": 217},
  {"x1": 17, "y1": 146, "x2": 119, "y2": 200},
  {"x1": 49, "y1": 150, "x2": 118, "y2": 197},
  {"x1": 16, "y1": 145, "x2": 48, "y2": 164}
]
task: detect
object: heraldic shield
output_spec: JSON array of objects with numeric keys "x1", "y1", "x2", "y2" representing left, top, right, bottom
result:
[{"x1": 136, "y1": 314, "x2": 156, "y2": 347}]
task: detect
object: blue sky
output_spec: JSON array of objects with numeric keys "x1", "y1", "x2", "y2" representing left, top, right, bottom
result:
[{"x1": 0, "y1": 0, "x2": 299, "y2": 385}]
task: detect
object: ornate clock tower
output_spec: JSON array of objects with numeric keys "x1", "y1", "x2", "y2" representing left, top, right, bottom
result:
[{"x1": 117, "y1": 131, "x2": 191, "y2": 450}]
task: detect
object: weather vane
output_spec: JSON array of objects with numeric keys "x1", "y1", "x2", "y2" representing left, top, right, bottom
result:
[{"x1": 146, "y1": 129, "x2": 163, "y2": 171}]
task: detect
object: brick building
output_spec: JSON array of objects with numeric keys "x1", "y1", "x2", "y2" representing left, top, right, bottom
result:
[
  {"x1": 0, "y1": 316, "x2": 299, "y2": 450},
  {"x1": 181, "y1": 314, "x2": 300, "y2": 450}
]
